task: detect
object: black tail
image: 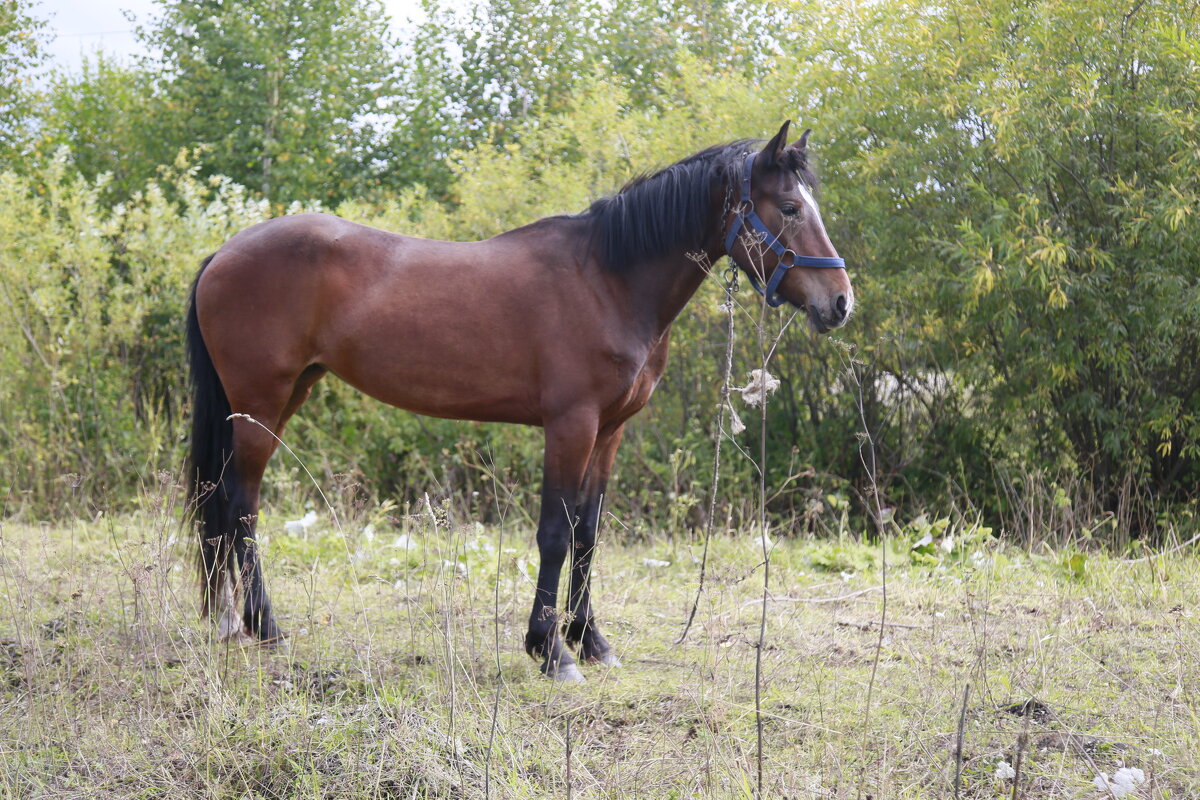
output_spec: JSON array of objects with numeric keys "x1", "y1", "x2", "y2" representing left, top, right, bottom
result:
[{"x1": 186, "y1": 255, "x2": 235, "y2": 618}]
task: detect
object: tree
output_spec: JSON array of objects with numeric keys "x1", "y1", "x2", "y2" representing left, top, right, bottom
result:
[
  {"x1": 38, "y1": 55, "x2": 176, "y2": 202},
  {"x1": 139, "y1": 0, "x2": 399, "y2": 204},
  {"x1": 781, "y1": 0, "x2": 1200, "y2": 524},
  {"x1": 383, "y1": 0, "x2": 778, "y2": 198},
  {"x1": 0, "y1": 0, "x2": 46, "y2": 160}
]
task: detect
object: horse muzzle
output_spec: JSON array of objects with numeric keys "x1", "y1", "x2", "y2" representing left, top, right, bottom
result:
[{"x1": 807, "y1": 291, "x2": 852, "y2": 334}]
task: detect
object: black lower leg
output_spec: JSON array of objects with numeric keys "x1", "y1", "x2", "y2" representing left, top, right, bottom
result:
[
  {"x1": 199, "y1": 529, "x2": 231, "y2": 618},
  {"x1": 565, "y1": 493, "x2": 614, "y2": 662},
  {"x1": 525, "y1": 500, "x2": 580, "y2": 678},
  {"x1": 231, "y1": 504, "x2": 282, "y2": 642}
]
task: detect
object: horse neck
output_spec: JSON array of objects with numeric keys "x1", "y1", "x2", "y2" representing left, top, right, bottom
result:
[{"x1": 622, "y1": 235, "x2": 726, "y2": 334}]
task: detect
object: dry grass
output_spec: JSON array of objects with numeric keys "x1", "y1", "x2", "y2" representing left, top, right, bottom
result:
[{"x1": 0, "y1": 495, "x2": 1196, "y2": 799}]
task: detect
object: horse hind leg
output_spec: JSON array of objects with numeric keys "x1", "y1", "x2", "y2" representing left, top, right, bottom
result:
[{"x1": 223, "y1": 369, "x2": 324, "y2": 643}]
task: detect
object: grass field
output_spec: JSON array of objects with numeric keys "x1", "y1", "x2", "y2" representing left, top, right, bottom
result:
[{"x1": 1, "y1": 495, "x2": 1196, "y2": 799}]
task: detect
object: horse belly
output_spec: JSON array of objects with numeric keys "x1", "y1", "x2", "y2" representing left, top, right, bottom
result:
[{"x1": 323, "y1": 313, "x2": 543, "y2": 426}]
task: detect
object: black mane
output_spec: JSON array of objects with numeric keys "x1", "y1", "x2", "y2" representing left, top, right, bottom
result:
[{"x1": 584, "y1": 139, "x2": 815, "y2": 272}]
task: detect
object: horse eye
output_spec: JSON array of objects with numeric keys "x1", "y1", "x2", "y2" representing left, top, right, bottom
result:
[{"x1": 781, "y1": 205, "x2": 799, "y2": 218}]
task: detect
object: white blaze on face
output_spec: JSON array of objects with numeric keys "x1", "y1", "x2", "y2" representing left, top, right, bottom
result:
[
  {"x1": 796, "y1": 182, "x2": 838, "y2": 253},
  {"x1": 797, "y1": 183, "x2": 821, "y2": 221}
]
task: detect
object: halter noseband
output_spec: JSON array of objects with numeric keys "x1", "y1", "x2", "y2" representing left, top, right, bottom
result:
[{"x1": 723, "y1": 152, "x2": 846, "y2": 307}]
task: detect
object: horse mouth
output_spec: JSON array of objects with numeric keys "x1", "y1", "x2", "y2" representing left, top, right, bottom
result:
[{"x1": 806, "y1": 305, "x2": 832, "y2": 334}]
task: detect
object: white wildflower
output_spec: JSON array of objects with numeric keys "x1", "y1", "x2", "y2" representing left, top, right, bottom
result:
[
  {"x1": 940, "y1": 536, "x2": 954, "y2": 553},
  {"x1": 912, "y1": 533, "x2": 933, "y2": 549},
  {"x1": 839, "y1": 570, "x2": 854, "y2": 582},
  {"x1": 642, "y1": 558, "x2": 671, "y2": 568},
  {"x1": 1094, "y1": 767, "x2": 1145, "y2": 797},
  {"x1": 735, "y1": 369, "x2": 781, "y2": 408},
  {"x1": 995, "y1": 761, "x2": 1016, "y2": 781},
  {"x1": 362, "y1": 524, "x2": 376, "y2": 541},
  {"x1": 284, "y1": 510, "x2": 318, "y2": 536}
]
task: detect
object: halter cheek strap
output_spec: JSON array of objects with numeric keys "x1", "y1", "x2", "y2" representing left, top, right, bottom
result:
[{"x1": 723, "y1": 152, "x2": 846, "y2": 307}]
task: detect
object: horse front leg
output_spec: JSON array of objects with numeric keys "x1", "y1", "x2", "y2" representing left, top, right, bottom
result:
[
  {"x1": 565, "y1": 422, "x2": 624, "y2": 666},
  {"x1": 525, "y1": 411, "x2": 598, "y2": 682}
]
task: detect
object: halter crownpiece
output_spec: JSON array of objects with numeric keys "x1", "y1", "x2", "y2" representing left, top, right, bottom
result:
[{"x1": 723, "y1": 152, "x2": 846, "y2": 308}]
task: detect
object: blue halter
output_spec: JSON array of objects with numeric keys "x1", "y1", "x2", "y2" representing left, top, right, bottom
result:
[{"x1": 723, "y1": 152, "x2": 846, "y2": 307}]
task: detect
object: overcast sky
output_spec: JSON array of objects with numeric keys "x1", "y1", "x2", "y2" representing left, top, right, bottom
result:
[{"x1": 31, "y1": 0, "x2": 428, "y2": 74}]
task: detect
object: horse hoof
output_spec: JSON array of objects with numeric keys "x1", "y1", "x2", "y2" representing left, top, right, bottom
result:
[
  {"x1": 217, "y1": 612, "x2": 255, "y2": 645},
  {"x1": 586, "y1": 651, "x2": 621, "y2": 668},
  {"x1": 546, "y1": 661, "x2": 586, "y2": 683},
  {"x1": 219, "y1": 627, "x2": 256, "y2": 646}
]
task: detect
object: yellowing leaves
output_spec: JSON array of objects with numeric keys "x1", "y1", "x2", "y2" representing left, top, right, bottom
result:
[
  {"x1": 970, "y1": 263, "x2": 996, "y2": 298},
  {"x1": 1029, "y1": 237, "x2": 1068, "y2": 269},
  {"x1": 1048, "y1": 284, "x2": 1068, "y2": 309}
]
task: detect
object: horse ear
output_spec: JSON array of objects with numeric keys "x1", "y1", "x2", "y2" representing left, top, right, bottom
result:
[
  {"x1": 791, "y1": 128, "x2": 812, "y2": 151},
  {"x1": 757, "y1": 120, "x2": 791, "y2": 168}
]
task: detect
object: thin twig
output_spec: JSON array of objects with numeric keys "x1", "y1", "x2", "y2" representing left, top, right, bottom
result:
[
  {"x1": 751, "y1": 281, "x2": 796, "y2": 799},
  {"x1": 483, "y1": 448, "x2": 506, "y2": 799},
  {"x1": 954, "y1": 683, "x2": 969, "y2": 799},
  {"x1": 836, "y1": 619, "x2": 930, "y2": 631},
  {"x1": 843, "y1": 349, "x2": 889, "y2": 800},
  {"x1": 1011, "y1": 701, "x2": 1031, "y2": 800},
  {"x1": 1119, "y1": 532, "x2": 1200, "y2": 564},
  {"x1": 677, "y1": 267, "x2": 737, "y2": 645},
  {"x1": 565, "y1": 714, "x2": 573, "y2": 800},
  {"x1": 736, "y1": 585, "x2": 882, "y2": 610}
]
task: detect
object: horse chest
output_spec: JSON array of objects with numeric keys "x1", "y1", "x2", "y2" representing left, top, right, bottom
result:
[{"x1": 599, "y1": 333, "x2": 670, "y2": 421}]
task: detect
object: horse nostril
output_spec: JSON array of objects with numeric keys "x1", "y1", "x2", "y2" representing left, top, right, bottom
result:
[{"x1": 834, "y1": 293, "x2": 848, "y2": 321}]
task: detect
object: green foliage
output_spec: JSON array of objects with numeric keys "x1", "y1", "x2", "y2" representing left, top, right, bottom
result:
[
  {"x1": 0, "y1": 153, "x2": 270, "y2": 509},
  {"x1": 0, "y1": 0, "x2": 46, "y2": 157},
  {"x1": 36, "y1": 55, "x2": 176, "y2": 203},
  {"x1": 383, "y1": 0, "x2": 777, "y2": 197},
  {"x1": 774, "y1": 0, "x2": 1200, "y2": 529},
  {"x1": 139, "y1": 0, "x2": 399, "y2": 204}
]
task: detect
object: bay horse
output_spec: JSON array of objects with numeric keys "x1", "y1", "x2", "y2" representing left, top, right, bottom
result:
[{"x1": 186, "y1": 121, "x2": 853, "y2": 681}]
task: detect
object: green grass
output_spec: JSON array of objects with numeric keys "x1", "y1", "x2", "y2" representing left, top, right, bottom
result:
[{"x1": 0, "y1": 498, "x2": 1196, "y2": 798}]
